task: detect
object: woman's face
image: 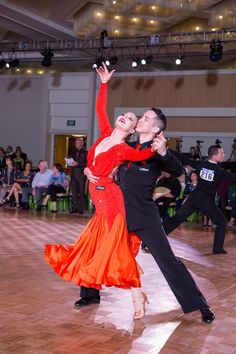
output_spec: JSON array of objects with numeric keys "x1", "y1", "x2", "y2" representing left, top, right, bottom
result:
[
  {"x1": 25, "y1": 162, "x2": 31, "y2": 171},
  {"x1": 115, "y1": 112, "x2": 138, "y2": 134},
  {"x1": 53, "y1": 165, "x2": 58, "y2": 174},
  {"x1": 190, "y1": 173, "x2": 198, "y2": 183}
]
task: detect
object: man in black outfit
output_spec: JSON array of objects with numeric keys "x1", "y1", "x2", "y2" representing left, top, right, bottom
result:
[
  {"x1": 70, "y1": 138, "x2": 88, "y2": 214},
  {"x1": 163, "y1": 145, "x2": 236, "y2": 254},
  {"x1": 75, "y1": 108, "x2": 215, "y2": 324}
]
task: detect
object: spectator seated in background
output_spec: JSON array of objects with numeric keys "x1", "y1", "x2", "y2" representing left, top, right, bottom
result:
[
  {"x1": 188, "y1": 146, "x2": 200, "y2": 160},
  {"x1": 0, "y1": 157, "x2": 17, "y2": 205},
  {"x1": 183, "y1": 170, "x2": 198, "y2": 199},
  {"x1": 0, "y1": 147, "x2": 6, "y2": 171},
  {"x1": 31, "y1": 160, "x2": 53, "y2": 211},
  {"x1": 155, "y1": 171, "x2": 181, "y2": 217},
  {"x1": 14, "y1": 149, "x2": 25, "y2": 171},
  {"x1": 216, "y1": 170, "x2": 233, "y2": 216},
  {"x1": 42, "y1": 163, "x2": 68, "y2": 213},
  {"x1": 4, "y1": 161, "x2": 34, "y2": 209}
]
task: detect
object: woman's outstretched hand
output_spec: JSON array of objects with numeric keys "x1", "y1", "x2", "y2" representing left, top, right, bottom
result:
[{"x1": 96, "y1": 62, "x2": 115, "y2": 83}]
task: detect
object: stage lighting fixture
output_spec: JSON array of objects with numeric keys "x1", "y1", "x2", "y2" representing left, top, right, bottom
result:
[
  {"x1": 92, "y1": 57, "x2": 104, "y2": 69},
  {"x1": 209, "y1": 39, "x2": 223, "y2": 62},
  {"x1": 0, "y1": 60, "x2": 6, "y2": 69},
  {"x1": 41, "y1": 48, "x2": 54, "y2": 67},
  {"x1": 10, "y1": 59, "x2": 20, "y2": 68},
  {"x1": 5, "y1": 61, "x2": 10, "y2": 69},
  {"x1": 100, "y1": 30, "x2": 110, "y2": 48},
  {"x1": 141, "y1": 55, "x2": 153, "y2": 65},
  {"x1": 175, "y1": 56, "x2": 184, "y2": 65}
]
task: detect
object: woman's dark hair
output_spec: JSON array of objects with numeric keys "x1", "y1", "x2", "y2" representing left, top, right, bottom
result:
[
  {"x1": 25, "y1": 160, "x2": 32, "y2": 168},
  {"x1": 6, "y1": 156, "x2": 14, "y2": 164},
  {"x1": 54, "y1": 163, "x2": 63, "y2": 173}
]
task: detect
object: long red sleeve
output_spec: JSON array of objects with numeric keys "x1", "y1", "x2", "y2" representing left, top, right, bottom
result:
[
  {"x1": 96, "y1": 83, "x2": 113, "y2": 137},
  {"x1": 118, "y1": 144, "x2": 154, "y2": 162}
]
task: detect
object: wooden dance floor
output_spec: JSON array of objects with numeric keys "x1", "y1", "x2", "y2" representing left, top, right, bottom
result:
[{"x1": 0, "y1": 208, "x2": 236, "y2": 354}]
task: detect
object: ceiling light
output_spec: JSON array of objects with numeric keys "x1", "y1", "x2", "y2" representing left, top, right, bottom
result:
[
  {"x1": 96, "y1": 12, "x2": 102, "y2": 17},
  {"x1": 151, "y1": 6, "x2": 156, "y2": 10},
  {"x1": 150, "y1": 20, "x2": 154, "y2": 24},
  {"x1": 212, "y1": 28, "x2": 216, "y2": 31},
  {"x1": 209, "y1": 39, "x2": 223, "y2": 62},
  {"x1": 132, "y1": 18, "x2": 137, "y2": 22},
  {"x1": 131, "y1": 59, "x2": 138, "y2": 68},
  {"x1": 16, "y1": 68, "x2": 20, "y2": 72},
  {"x1": 5, "y1": 61, "x2": 10, "y2": 69},
  {"x1": 114, "y1": 15, "x2": 119, "y2": 20},
  {"x1": 114, "y1": 29, "x2": 119, "y2": 34},
  {"x1": 141, "y1": 58, "x2": 146, "y2": 65},
  {"x1": 219, "y1": 15, "x2": 223, "y2": 19},
  {"x1": 195, "y1": 26, "x2": 200, "y2": 31},
  {"x1": 112, "y1": 0, "x2": 116, "y2": 4},
  {"x1": 26, "y1": 69, "x2": 32, "y2": 74}
]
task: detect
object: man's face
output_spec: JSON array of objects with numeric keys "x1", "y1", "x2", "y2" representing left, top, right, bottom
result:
[
  {"x1": 115, "y1": 112, "x2": 137, "y2": 134},
  {"x1": 39, "y1": 161, "x2": 46, "y2": 172},
  {"x1": 214, "y1": 148, "x2": 225, "y2": 162},
  {"x1": 135, "y1": 110, "x2": 159, "y2": 135},
  {"x1": 75, "y1": 138, "x2": 84, "y2": 150}
]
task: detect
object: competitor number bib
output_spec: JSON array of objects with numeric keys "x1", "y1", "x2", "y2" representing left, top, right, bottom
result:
[{"x1": 199, "y1": 168, "x2": 215, "y2": 182}]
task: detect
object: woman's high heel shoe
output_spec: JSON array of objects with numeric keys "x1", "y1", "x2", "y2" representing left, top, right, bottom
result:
[{"x1": 132, "y1": 289, "x2": 149, "y2": 320}]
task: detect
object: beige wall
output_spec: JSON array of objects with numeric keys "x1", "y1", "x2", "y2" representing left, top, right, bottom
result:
[{"x1": 106, "y1": 72, "x2": 236, "y2": 132}]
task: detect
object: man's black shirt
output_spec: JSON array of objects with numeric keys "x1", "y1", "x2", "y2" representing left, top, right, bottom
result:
[{"x1": 118, "y1": 141, "x2": 183, "y2": 230}]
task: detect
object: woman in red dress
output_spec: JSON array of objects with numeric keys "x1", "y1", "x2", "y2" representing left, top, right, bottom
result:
[{"x1": 45, "y1": 63, "x2": 153, "y2": 318}]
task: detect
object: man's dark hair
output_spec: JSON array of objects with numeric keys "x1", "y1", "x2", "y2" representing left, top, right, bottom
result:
[
  {"x1": 150, "y1": 107, "x2": 167, "y2": 132},
  {"x1": 208, "y1": 145, "x2": 221, "y2": 158}
]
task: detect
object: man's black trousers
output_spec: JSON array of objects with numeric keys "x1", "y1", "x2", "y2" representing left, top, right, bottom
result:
[{"x1": 163, "y1": 190, "x2": 227, "y2": 253}]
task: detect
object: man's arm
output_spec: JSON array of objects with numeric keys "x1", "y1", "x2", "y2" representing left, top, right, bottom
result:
[{"x1": 152, "y1": 134, "x2": 183, "y2": 177}]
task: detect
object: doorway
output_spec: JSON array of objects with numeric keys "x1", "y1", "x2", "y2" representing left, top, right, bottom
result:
[{"x1": 54, "y1": 134, "x2": 87, "y2": 169}]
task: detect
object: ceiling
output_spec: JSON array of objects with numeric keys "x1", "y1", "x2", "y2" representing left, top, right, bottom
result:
[{"x1": 0, "y1": 0, "x2": 236, "y2": 72}]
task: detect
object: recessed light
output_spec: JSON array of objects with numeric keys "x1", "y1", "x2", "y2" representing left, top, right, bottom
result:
[
  {"x1": 114, "y1": 15, "x2": 119, "y2": 20},
  {"x1": 132, "y1": 18, "x2": 137, "y2": 22},
  {"x1": 151, "y1": 6, "x2": 156, "y2": 10},
  {"x1": 219, "y1": 15, "x2": 223, "y2": 19},
  {"x1": 150, "y1": 20, "x2": 154, "y2": 24},
  {"x1": 212, "y1": 28, "x2": 216, "y2": 31},
  {"x1": 96, "y1": 12, "x2": 102, "y2": 17},
  {"x1": 26, "y1": 69, "x2": 32, "y2": 74},
  {"x1": 114, "y1": 29, "x2": 119, "y2": 34},
  {"x1": 196, "y1": 26, "x2": 200, "y2": 31}
]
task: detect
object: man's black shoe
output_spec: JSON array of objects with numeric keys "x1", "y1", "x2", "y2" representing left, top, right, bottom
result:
[
  {"x1": 74, "y1": 296, "x2": 100, "y2": 308},
  {"x1": 213, "y1": 249, "x2": 228, "y2": 254},
  {"x1": 200, "y1": 307, "x2": 215, "y2": 323}
]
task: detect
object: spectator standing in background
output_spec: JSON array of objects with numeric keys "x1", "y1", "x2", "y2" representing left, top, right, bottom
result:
[
  {"x1": 69, "y1": 138, "x2": 88, "y2": 214},
  {"x1": 5, "y1": 146, "x2": 14, "y2": 158},
  {"x1": 15, "y1": 146, "x2": 27, "y2": 163},
  {"x1": 0, "y1": 147, "x2": 6, "y2": 171}
]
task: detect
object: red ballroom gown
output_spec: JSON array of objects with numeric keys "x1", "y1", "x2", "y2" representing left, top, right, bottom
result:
[{"x1": 45, "y1": 82, "x2": 153, "y2": 290}]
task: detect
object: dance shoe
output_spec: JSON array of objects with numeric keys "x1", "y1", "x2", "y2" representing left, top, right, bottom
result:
[
  {"x1": 200, "y1": 307, "x2": 215, "y2": 323},
  {"x1": 74, "y1": 296, "x2": 100, "y2": 307},
  {"x1": 213, "y1": 249, "x2": 228, "y2": 254},
  {"x1": 132, "y1": 289, "x2": 149, "y2": 320}
]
